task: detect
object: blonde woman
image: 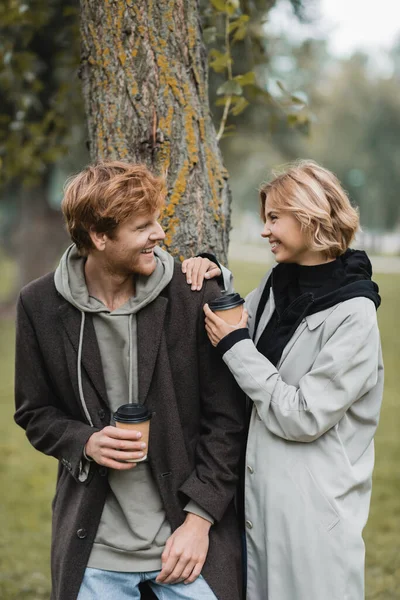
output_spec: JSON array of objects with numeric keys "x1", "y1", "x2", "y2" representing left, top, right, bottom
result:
[{"x1": 182, "y1": 160, "x2": 383, "y2": 600}]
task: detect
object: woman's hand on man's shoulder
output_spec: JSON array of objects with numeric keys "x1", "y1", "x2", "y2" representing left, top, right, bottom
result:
[{"x1": 181, "y1": 257, "x2": 221, "y2": 291}]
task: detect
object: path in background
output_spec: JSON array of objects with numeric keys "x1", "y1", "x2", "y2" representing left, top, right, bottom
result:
[{"x1": 229, "y1": 243, "x2": 400, "y2": 273}]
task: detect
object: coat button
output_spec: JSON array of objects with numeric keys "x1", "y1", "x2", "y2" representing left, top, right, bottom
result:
[
  {"x1": 247, "y1": 465, "x2": 254, "y2": 474},
  {"x1": 246, "y1": 520, "x2": 253, "y2": 529},
  {"x1": 98, "y1": 409, "x2": 106, "y2": 420},
  {"x1": 98, "y1": 466, "x2": 107, "y2": 477},
  {"x1": 76, "y1": 528, "x2": 87, "y2": 539}
]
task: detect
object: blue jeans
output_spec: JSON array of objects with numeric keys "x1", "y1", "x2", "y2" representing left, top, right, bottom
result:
[{"x1": 77, "y1": 567, "x2": 218, "y2": 600}]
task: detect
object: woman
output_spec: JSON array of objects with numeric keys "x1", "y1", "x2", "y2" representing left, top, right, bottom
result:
[{"x1": 182, "y1": 160, "x2": 383, "y2": 600}]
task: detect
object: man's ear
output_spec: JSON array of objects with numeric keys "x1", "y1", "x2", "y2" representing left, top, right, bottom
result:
[{"x1": 88, "y1": 227, "x2": 107, "y2": 252}]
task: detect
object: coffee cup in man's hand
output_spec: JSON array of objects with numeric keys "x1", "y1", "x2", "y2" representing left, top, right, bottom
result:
[{"x1": 113, "y1": 404, "x2": 152, "y2": 462}]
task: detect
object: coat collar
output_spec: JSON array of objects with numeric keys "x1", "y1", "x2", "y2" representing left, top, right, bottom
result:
[{"x1": 305, "y1": 304, "x2": 339, "y2": 330}]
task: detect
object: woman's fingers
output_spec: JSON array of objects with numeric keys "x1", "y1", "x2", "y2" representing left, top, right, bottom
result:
[
  {"x1": 181, "y1": 258, "x2": 221, "y2": 290},
  {"x1": 204, "y1": 266, "x2": 221, "y2": 280}
]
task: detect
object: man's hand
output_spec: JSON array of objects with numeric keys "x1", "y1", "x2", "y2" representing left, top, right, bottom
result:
[
  {"x1": 204, "y1": 303, "x2": 249, "y2": 347},
  {"x1": 85, "y1": 426, "x2": 146, "y2": 470},
  {"x1": 181, "y1": 257, "x2": 221, "y2": 291},
  {"x1": 156, "y1": 513, "x2": 211, "y2": 585}
]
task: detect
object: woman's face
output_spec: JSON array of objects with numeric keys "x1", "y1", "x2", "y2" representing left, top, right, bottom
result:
[{"x1": 261, "y1": 199, "x2": 326, "y2": 265}]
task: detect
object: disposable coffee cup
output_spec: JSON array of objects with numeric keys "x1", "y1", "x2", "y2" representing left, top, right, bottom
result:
[
  {"x1": 113, "y1": 404, "x2": 152, "y2": 463},
  {"x1": 208, "y1": 293, "x2": 245, "y2": 326}
]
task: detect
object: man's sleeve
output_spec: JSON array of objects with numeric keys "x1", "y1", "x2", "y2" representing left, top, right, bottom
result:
[
  {"x1": 178, "y1": 281, "x2": 246, "y2": 522},
  {"x1": 14, "y1": 294, "x2": 98, "y2": 483}
]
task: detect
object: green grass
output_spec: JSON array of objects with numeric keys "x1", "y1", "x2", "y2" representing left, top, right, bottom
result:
[{"x1": 0, "y1": 262, "x2": 399, "y2": 599}]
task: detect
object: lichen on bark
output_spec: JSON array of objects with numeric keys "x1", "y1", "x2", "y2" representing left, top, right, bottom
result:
[{"x1": 80, "y1": 0, "x2": 231, "y2": 261}]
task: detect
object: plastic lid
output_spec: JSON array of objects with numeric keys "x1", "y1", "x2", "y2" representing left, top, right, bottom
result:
[
  {"x1": 208, "y1": 292, "x2": 245, "y2": 311},
  {"x1": 113, "y1": 403, "x2": 152, "y2": 424}
]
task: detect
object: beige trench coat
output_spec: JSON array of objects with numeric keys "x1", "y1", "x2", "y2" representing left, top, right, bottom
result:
[{"x1": 223, "y1": 270, "x2": 384, "y2": 600}]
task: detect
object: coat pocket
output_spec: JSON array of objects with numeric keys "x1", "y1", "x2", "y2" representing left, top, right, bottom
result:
[{"x1": 287, "y1": 460, "x2": 340, "y2": 532}]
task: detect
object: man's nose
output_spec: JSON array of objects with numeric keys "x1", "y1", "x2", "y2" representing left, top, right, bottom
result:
[{"x1": 150, "y1": 222, "x2": 166, "y2": 241}]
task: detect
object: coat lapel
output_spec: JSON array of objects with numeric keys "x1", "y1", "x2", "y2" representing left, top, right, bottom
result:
[
  {"x1": 137, "y1": 295, "x2": 168, "y2": 405},
  {"x1": 58, "y1": 302, "x2": 108, "y2": 407}
]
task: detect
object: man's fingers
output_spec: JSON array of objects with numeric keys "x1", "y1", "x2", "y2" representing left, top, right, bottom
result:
[
  {"x1": 179, "y1": 562, "x2": 197, "y2": 583},
  {"x1": 100, "y1": 437, "x2": 146, "y2": 451},
  {"x1": 102, "y1": 448, "x2": 145, "y2": 461},
  {"x1": 157, "y1": 554, "x2": 178, "y2": 582},
  {"x1": 184, "y1": 562, "x2": 204, "y2": 584},
  {"x1": 162, "y1": 557, "x2": 194, "y2": 584},
  {"x1": 103, "y1": 426, "x2": 143, "y2": 440}
]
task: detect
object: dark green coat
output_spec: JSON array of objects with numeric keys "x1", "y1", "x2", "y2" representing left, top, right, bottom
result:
[{"x1": 15, "y1": 265, "x2": 245, "y2": 600}]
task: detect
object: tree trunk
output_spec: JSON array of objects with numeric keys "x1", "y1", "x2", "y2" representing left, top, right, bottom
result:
[{"x1": 80, "y1": 0, "x2": 231, "y2": 261}]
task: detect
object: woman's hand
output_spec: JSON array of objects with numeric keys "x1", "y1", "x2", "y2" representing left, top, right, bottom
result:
[
  {"x1": 181, "y1": 257, "x2": 221, "y2": 291},
  {"x1": 203, "y1": 303, "x2": 248, "y2": 347}
]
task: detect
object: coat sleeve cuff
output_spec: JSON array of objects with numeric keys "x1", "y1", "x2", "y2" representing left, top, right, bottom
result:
[{"x1": 217, "y1": 328, "x2": 251, "y2": 355}]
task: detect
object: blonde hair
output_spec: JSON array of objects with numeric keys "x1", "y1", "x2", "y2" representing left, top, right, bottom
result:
[
  {"x1": 62, "y1": 161, "x2": 166, "y2": 254},
  {"x1": 259, "y1": 160, "x2": 359, "y2": 259}
]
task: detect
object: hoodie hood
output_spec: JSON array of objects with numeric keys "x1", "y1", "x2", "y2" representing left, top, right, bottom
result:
[{"x1": 54, "y1": 244, "x2": 174, "y2": 314}]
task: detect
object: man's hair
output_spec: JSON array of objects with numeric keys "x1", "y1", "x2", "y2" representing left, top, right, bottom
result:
[
  {"x1": 62, "y1": 161, "x2": 166, "y2": 254},
  {"x1": 259, "y1": 159, "x2": 359, "y2": 259}
]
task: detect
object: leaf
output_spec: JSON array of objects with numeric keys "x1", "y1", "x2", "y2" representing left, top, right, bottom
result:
[
  {"x1": 234, "y1": 71, "x2": 255, "y2": 87},
  {"x1": 228, "y1": 14, "x2": 250, "y2": 32},
  {"x1": 216, "y1": 80, "x2": 243, "y2": 96},
  {"x1": 210, "y1": 0, "x2": 239, "y2": 16},
  {"x1": 228, "y1": 14, "x2": 250, "y2": 42},
  {"x1": 209, "y1": 49, "x2": 232, "y2": 73},
  {"x1": 203, "y1": 27, "x2": 217, "y2": 45},
  {"x1": 230, "y1": 97, "x2": 249, "y2": 116}
]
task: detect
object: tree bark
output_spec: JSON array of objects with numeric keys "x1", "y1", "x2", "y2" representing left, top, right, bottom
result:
[{"x1": 80, "y1": 0, "x2": 231, "y2": 261}]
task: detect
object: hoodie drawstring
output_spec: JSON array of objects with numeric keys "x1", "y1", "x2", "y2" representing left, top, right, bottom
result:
[
  {"x1": 77, "y1": 311, "x2": 94, "y2": 427},
  {"x1": 128, "y1": 314, "x2": 133, "y2": 405}
]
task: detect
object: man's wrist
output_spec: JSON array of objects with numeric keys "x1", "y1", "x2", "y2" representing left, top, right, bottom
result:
[{"x1": 184, "y1": 512, "x2": 212, "y2": 532}]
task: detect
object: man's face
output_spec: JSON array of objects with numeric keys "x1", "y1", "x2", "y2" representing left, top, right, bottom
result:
[{"x1": 103, "y1": 211, "x2": 166, "y2": 276}]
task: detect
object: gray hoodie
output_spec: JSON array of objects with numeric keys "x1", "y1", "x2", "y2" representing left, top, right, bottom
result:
[{"x1": 55, "y1": 245, "x2": 176, "y2": 571}]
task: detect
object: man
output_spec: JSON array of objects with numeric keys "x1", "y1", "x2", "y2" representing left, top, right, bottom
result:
[{"x1": 14, "y1": 161, "x2": 244, "y2": 600}]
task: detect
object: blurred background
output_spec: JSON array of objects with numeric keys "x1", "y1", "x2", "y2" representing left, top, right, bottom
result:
[{"x1": 1, "y1": 0, "x2": 399, "y2": 598}]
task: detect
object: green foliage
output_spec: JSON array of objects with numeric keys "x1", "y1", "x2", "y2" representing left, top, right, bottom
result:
[
  {"x1": 0, "y1": 0, "x2": 309, "y2": 192},
  {"x1": 0, "y1": 0, "x2": 83, "y2": 188},
  {"x1": 204, "y1": 0, "x2": 312, "y2": 138}
]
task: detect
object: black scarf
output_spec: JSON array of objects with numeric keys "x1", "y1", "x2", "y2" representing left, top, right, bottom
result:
[{"x1": 254, "y1": 249, "x2": 381, "y2": 367}]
